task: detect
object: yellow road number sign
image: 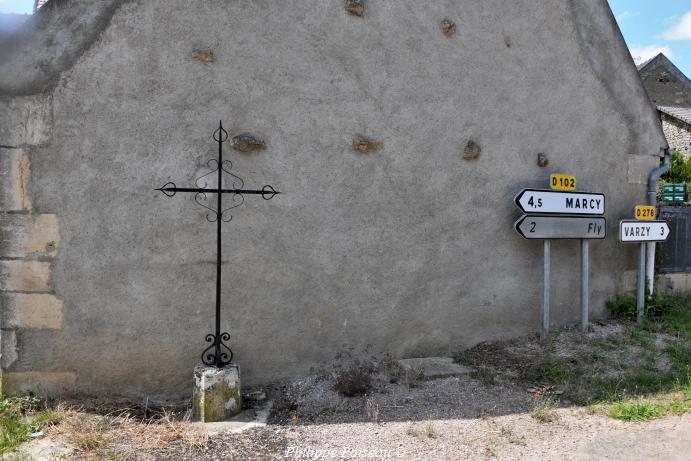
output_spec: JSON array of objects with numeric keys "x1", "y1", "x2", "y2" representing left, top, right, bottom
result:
[
  {"x1": 550, "y1": 174, "x2": 576, "y2": 191},
  {"x1": 635, "y1": 205, "x2": 656, "y2": 221}
]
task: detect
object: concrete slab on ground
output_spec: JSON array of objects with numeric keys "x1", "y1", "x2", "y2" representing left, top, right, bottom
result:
[
  {"x1": 18, "y1": 438, "x2": 73, "y2": 461},
  {"x1": 185, "y1": 401, "x2": 272, "y2": 436}
]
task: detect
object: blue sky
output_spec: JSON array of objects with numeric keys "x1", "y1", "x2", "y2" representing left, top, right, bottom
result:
[
  {"x1": 609, "y1": 0, "x2": 691, "y2": 75},
  {"x1": 0, "y1": 0, "x2": 31, "y2": 15},
  {"x1": 2, "y1": 0, "x2": 690, "y2": 76}
]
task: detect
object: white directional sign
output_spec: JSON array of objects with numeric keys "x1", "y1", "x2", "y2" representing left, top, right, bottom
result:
[
  {"x1": 515, "y1": 215, "x2": 606, "y2": 239},
  {"x1": 619, "y1": 220, "x2": 670, "y2": 242},
  {"x1": 514, "y1": 189, "x2": 605, "y2": 215}
]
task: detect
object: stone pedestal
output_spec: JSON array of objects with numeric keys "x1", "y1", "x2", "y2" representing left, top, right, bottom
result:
[{"x1": 192, "y1": 363, "x2": 241, "y2": 422}]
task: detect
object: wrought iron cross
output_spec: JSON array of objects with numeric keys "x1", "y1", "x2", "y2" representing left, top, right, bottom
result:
[{"x1": 156, "y1": 121, "x2": 279, "y2": 368}]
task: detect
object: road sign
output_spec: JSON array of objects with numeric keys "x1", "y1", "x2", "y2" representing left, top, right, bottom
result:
[
  {"x1": 514, "y1": 215, "x2": 606, "y2": 239},
  {"x1": 619, "y1": 220, "x2": 670, "y2": 242},
  {"x1": 634, "y1": 205, "x2": 656, "y2": 221},
  {"x1": 550, "y1": 174, "x2": 576, "y2": 191},
  {"x1": 514, "y1": 189, "x2": 605, "y2": 215}
]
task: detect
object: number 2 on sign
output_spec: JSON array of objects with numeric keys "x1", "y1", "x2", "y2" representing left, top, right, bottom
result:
[{"x1": 528, "y1": 196, "x2": 542, "y2": 208}]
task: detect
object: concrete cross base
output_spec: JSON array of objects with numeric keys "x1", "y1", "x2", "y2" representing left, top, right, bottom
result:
[{"x1": 192, "y1": 363, "x2": 242, "y2": 422}]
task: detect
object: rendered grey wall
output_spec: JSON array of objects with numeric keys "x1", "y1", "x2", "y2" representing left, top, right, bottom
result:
[{"x1": 1, "y1": 0, "x2": 667, "y2": 400}]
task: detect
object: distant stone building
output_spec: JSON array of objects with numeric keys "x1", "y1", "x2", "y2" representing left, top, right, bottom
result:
[
  {"x1": 657, "y1": 106, "x2": 691, "y2": 157},
  {"x1": 637, "y1": 54, "x2": 691, "y2": 157},
  {"x1": 34, "y1": 0, "x2": 50, "y2": 13},
  {"x1": 638, "y1": 53, "x2": 691, "y2": 107}
]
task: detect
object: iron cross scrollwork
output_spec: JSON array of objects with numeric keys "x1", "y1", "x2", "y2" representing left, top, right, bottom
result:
[{"x1": 156, "y1": 121, "x2": 279, "y2": 368}]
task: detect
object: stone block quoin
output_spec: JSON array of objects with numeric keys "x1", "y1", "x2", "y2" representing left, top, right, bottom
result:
[{"x1": 0, "y1": 96, "x2": 71, "y2": 396}]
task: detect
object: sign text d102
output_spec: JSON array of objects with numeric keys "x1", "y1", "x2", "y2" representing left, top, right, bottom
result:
[{"x1": 550, "y1": 174, "x2": 576, "y2": 191}]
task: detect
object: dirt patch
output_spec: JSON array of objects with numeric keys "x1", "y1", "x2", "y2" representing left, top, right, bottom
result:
[{"x1": 455, "y1": 322, "x2": 686, "y2": 405}]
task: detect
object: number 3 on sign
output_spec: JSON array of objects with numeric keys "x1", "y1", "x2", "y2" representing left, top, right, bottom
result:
[{"x1": 550, "y1": 174, "x2": 576, "y2": 191}]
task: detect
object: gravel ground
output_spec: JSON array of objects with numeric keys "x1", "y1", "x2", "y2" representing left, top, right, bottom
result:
[
  {"x1": 20, "y1": 411, "x2": 690, "y2": 460},
  {"x1": 14, "y1": 321, "x2": 690, "y2": 460},
  {"x1": 280, "y1": 411, "x2": 690, "y2": 461}
]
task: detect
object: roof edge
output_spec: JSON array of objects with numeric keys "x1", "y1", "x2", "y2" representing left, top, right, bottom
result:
[{"x1": 638, "y1": 53, "x2": 691, "y2": 87}]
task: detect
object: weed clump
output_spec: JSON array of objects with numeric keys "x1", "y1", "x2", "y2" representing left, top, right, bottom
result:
[
  {"x1": 607, "y1": 292, "x2": 690, "y2": 326},
  {"x1": 531, "y1": 395, "x2": 559, "y2": 423},
  {"x1": 0, "y1": 395, "x2": 57, "y2": 455},
  {"x1": 333, "y1": 360, "x2": 376, "y2": 397},
  {"x1": 607, "y1": 295, "x2": 637, "y2": 320}
]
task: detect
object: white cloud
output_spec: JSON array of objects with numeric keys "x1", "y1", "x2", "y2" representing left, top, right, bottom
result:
[
  {"x1": 616, "y1": 11, "x2": 640, "y2": 22},
  {"x1": 662, "y1": 11, "x2": 691, "y2": 40},
  {"x1": 629, "y1": 45, "x2": 673, "y2": 64}
]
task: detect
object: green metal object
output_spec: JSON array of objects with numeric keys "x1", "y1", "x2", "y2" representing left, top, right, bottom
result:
[
  {"x1": 660, "y1": 193, "x2": 688, "y2": 203},
  {"x1": 662, "y1": 183, "x2": 687, "y2": 193},
  {"x1": 660, "y1": 183, "x2": 688, "y2": 203}
]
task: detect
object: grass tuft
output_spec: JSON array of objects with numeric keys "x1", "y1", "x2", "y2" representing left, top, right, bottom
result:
[
  {"x1": 531, "y1": 396, "x2": 559, "y2": 423},
  {"x1": 609, "y1": 401, "x2": 664, "y2": 421},
  {"x1": 0, "y1": 395, "x2": 57, "y2": 455},
  {"x1": 536, "y1": 358, "x2": 571, "y2": 384}
]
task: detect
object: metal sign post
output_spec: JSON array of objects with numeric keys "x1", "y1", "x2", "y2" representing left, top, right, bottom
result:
[
  {"x1": 637, "y1": 243, "x2": 646, "y2": 323},
  {"x1": 619, "y1": 218, "x2": 671, "y2": 323},
  {"x1": 514, "y1": 181, "x2": 605, "y2": 336},
  {"x1": 581, "y1": 240, "x2": 589, "y2": 332},
  {"x1": 542, "y1": 240, "x2": 550, "y2": 339},
  {"x1": 156, "y1": 121, "x2": 280, "y2": 368}
]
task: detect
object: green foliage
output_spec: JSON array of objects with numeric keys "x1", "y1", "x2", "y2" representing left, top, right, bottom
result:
[
  {"x1": 0, "y1": 412, "x2": 30, "y2": 455},
  {"x1": 536, "y1": 358, "x2": 572, "y2": 384},
  {"x1": 607, "y1": 292, "x2": 690, "y2": 326},
  {"x1": 628, "y1": 328, "x2": 653, "y2": 348},
  {"x1": 555, "y1": 293, "x2": 690, "y2": 411},
  {"x1": 30, "y1": 410, "x2": 62, "y2": 432},
  {"x1": 607, "y1": 295, "x2": 637, "y2": 320},
  {"x1": 609, "y1": 401, "x2": 664, "y2": 421},
  {"x1": 646, "y1": 292, "x2": 690, "y2": 324},
  {"x1": 660, "y1": 151, "x2": 691, "y2": 185},
  {"x1": 0, "y1": 395, "x2": 57, "y2": 455},
  {"x1": 647, "y1": 293, "x2": 691, "y2": 339},
  {"x1": 0, "y1": 396, "x2": 40, "y2": 415},
  {"x1": 607, "y1": 380, "x2": 690, "y2": 422}
]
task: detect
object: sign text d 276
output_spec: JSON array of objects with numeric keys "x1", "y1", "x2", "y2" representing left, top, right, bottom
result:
[{"x1": 635, "y1": 205, "x2": 656, "y2": 221}]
